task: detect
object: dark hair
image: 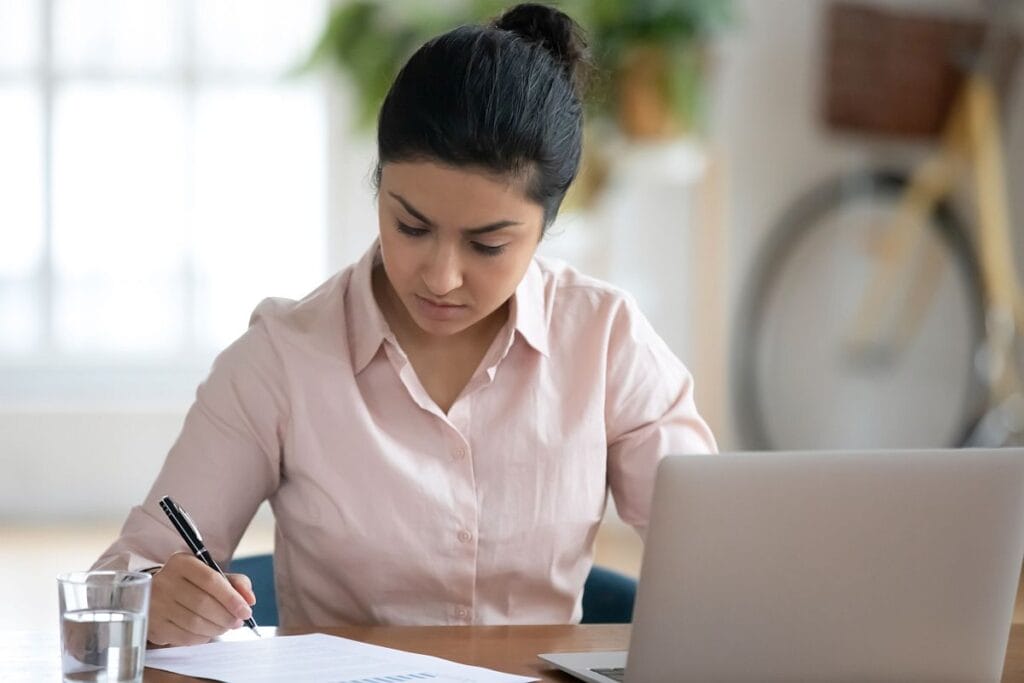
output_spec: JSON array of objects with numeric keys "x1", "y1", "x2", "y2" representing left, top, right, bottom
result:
[{"x1": 374, "y1": 3, "x2": 590, "y2": 232}]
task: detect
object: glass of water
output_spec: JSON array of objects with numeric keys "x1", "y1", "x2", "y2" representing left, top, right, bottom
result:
[{"x1": 57, "y1": 571, "x2": 152, "y2": 683}]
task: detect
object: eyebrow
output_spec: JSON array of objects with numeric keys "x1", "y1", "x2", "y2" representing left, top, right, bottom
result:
[{"x1": 388, "y1": 192, "x2": 522, "y2": 236}]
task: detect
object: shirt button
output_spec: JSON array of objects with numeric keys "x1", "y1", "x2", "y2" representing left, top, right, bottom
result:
[
  {"x1": 453, "y1": 447, "x2": 467, "y2": 460},
  {"x1": 457, "y1": 530, "x2": 472, "y2": 543},
  {"x1": 455, "y1": 607, "x2": 469, "y2": 619}
]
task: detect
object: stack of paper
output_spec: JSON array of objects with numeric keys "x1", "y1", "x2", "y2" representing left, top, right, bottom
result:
[{"x1": 144, "y1": 633, "x2": 538, "y2": 683}]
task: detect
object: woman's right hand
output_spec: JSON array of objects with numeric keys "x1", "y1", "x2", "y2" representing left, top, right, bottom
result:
[{"x1": 146, "y1": 551, "x2": 256, "y2": 646}]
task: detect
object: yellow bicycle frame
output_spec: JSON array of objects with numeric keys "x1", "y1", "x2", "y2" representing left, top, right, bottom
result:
[{"x1": 846, "y1": 69, "x2": 1021, "y2": 415}]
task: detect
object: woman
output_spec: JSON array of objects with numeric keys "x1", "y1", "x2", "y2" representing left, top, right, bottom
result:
[{"x1": 94, "y1": 2, "x2": 716, "y2": 646}]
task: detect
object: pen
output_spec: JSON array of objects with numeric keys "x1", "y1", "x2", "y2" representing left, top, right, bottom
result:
[{"x1": 158, "y1": 495, "x2": 262, "y2": 638}]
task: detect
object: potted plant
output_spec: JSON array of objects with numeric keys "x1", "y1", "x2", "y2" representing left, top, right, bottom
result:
[{"x1": 586, "y1": 0, "x2": 733, "y2": 138}]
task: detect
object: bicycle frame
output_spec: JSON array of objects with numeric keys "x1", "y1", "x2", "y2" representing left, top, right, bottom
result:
[{"x1": 844, "y1": 68, "x2": 1023, "y2": 444}]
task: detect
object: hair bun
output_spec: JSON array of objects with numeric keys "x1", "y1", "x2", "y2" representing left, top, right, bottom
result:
[{"x1": 493, "y1": 3, "x2": 590, "y2": 93}]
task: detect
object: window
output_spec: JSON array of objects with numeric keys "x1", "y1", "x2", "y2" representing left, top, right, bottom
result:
[{"x1": 0, "y1": 0, "x2": 329, "y2": 400}]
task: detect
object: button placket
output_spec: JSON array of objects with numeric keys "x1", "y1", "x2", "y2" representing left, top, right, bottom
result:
[
  {"x1": 444, "y1": 399, "x2": 477, "y2": 626},
  {"x1": 448, "y1": 400, "x2": 470, "y2": 436},
  {"x1": 447, "y1": 400, "x2": 472, "y2": 462}
]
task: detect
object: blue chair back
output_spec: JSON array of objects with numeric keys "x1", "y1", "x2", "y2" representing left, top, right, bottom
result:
[
  {"x1": 229, "y1": 554, "x2": 636, "y2": 625},
  {"x1": 581, "y1": 564, "x2": 637, "y2": 624}
]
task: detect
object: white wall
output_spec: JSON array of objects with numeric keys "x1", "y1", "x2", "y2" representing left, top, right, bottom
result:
[{"x1": 1, "y1": 410, "x2": 183, "y2": 521}]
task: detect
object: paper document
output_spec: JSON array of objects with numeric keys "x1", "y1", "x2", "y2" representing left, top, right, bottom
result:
[{"x1": 144, "y1": 633, "x2": 538, "y2": 683}]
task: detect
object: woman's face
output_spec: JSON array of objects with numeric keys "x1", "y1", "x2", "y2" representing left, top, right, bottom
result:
[{"x1": 377, "y1": 160, "x2": 545, "y2": 338}]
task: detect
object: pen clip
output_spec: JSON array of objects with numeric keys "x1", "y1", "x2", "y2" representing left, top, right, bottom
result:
[
  {"x1": 176, "y1": 503, "x2": 204, "y2": 545},
  {"x1": 160, "y1": 495, "x2": 205, "y2": 549}
]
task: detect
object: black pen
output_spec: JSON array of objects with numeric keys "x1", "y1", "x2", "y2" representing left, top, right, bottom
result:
[{"x1": 158, "y1": 495, "x2": 261, "y2": 637}]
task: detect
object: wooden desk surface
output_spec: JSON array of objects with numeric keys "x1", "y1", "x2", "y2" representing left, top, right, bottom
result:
[{"x1": 9, "y1": 623, "x2": 1024, "y2": 681}]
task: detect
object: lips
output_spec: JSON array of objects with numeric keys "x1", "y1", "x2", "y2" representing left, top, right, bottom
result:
[
  {"x1": 419, "y1": 295, "x2": 463, "y2": 308},
  {"x1": 414, "y1": 294, "x2": 468, "y2": 322}
]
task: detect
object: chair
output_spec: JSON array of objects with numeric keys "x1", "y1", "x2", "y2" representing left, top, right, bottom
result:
[
  {"x1": 228, "y1": 554, "x2": 636, "y2": 625},
  {"x1": 580, "y1": 564, "x2": 638, "y2": 624}
]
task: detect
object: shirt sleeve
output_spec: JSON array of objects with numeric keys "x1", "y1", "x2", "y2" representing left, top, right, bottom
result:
[
  {"x1": 92, "y1": 305, "x2": 289, "y2": 572},
  {"x1": 604, "y1": 294, "x2": 717, "y2": 538}
]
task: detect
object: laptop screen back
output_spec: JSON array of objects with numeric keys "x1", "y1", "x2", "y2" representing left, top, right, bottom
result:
[{"x1": 627, "y1": 449, "x2": 1024, "y2": 682}]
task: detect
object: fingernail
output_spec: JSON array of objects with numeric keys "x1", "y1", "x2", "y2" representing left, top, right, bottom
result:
[{"x1": 235, "y1": 604, "x2": 252, "y2": 620}]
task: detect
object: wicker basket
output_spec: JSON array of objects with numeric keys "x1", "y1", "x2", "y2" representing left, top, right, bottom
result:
[{"x1": 823, "y1": 1, "x2": 1020, "y2": 139}]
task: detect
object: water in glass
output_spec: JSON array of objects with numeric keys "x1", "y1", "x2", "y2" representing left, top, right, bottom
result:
[{"x1": 61, "y1": 608, "x2": 146, "y2": 683}]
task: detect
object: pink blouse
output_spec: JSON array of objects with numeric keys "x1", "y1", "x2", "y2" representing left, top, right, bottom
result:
[{"x1": 94, "y1": 241, "x2": 716, "y2": 626}]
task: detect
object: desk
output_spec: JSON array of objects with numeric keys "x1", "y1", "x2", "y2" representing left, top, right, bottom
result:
[{"x1": 8, "y1": 624, "x2": 1024, "y2": 681}]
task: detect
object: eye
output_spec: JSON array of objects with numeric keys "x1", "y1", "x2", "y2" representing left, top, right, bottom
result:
[
  {"x1": 471, "y1": 242, "x2": 507, "y2": 257},
  {"x1": 396, "y1": 222, "x2": 428, "y2": 238}
]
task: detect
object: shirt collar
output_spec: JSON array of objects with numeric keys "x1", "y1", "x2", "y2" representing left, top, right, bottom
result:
[
  {"x1": 347, "y1": 241, "x2": 392, "y2": 375},
  {"x1": 347, "y1": 240, "x2": 551, "y2": 374},
  {"x1": 510, "y1": 258, "x2": 550, "y2": 358}
]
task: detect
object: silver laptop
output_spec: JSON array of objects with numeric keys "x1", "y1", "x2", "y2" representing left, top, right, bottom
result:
[{"x1": 541, "y1": 449, "x2": 1024, "y2": 682}]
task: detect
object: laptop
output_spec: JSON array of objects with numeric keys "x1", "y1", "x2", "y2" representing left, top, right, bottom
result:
[{"x1": 540, "y1": 449, "x2": 1024, "y2": 682}]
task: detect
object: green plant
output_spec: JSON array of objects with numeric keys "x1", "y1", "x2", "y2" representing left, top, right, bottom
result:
[
  {"x1": 586, "y1": 0, "x2": 734, "y2": 134},
  {"x1": 303, "y1": 0, "x2": 734, "y2": 134}
]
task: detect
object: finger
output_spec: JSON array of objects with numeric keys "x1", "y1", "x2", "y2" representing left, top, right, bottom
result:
[
  {"x1": 227, "y1": 573, "x2": 256, "y2": 605},
  {"x1": 179, "y1": 558, "x2": 253, "y2": 621},
  {"x1": 165, "y1": 600, "x2": 232, "y2": 639},
  {"x1": 149, "y1": 617, "x2": 214, "y2": 647},
  {"x1": 171, "y1": 579, "x2": 242, "y2": 630},
  {"x1": 153, "y1": 555, "x2": 245, "y2": 627}
]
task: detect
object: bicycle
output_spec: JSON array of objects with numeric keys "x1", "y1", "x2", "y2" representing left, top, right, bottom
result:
[{"x1": 732, "y1": 0, "x2": 1023, "y2": 450}]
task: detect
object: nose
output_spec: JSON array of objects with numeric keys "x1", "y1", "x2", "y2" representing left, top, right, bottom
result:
[{"x1": 421, "y1": 242, "x2": 463, "y2": 297}]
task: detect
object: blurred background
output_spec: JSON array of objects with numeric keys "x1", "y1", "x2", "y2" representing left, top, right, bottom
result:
[{"x1": 3, "y1": 0, "x2": 1024, "y2": 630}]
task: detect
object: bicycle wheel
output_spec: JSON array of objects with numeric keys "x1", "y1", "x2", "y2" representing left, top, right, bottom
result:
[{"x1": 733, "y1": 169, "x2": 987, "y2": 450}]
